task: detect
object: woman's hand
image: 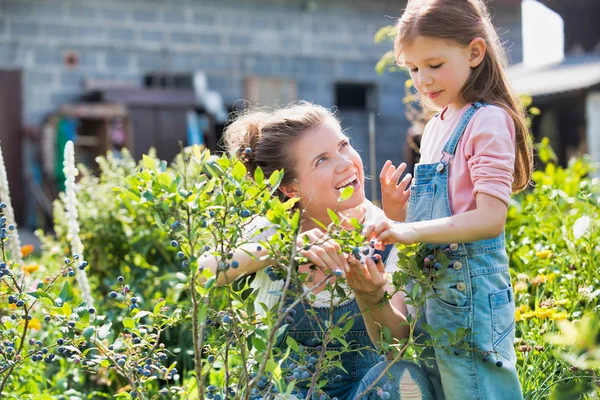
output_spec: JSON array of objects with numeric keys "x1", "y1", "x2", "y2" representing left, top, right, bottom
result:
[
  {"x1": 297, "y1": 228, "x2": 349, "y2": 276},
  {"x1": 380, "y1": 160, "x2": 412, "y2": 222},
  {"x1": 363, "y1": 219, "x2": 419, "y2": 246},
  {"x1": 346, "y1": 254, "x2": 387, "y2": 304}
]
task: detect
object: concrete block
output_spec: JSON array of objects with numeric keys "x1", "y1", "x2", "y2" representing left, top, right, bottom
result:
[
  {"x1": 26, "y1": 70, "x2": 55, "y2": 86},
  {"x1": 140, "y1": 30, "x2": 164, "y2": 42},
  {"x1": 133, "y1": 10, "x2": 157, "y2": 23},
  {"x1": 69, "y1": 5, "x2": 97, "y2": 19},
  {"x1": 171, "y1": 31, "x2": 194, "y2": 44},
  {"x1": 105, "y1": 50, "x2": 130, "y2": 69},
  {"x1": 109, "y1": 28, "x2": 134, "y2": 42},
  {"x1": 34, "y1": 46, "x2": 61, "y2": 66},
  {"x1": 163, "y1": 10, "x2": 186, "y2": 25},
  {"x1": 193, "y1": 12, "x2": 215, "y2": 26},
  {"x1": 45, "y1": 23, "x2": 74, "y2": 38},
  {"x1": 77, "y1": 26, "x2": 105, "y2": 41},
  {"x1": 102, "y1": 8, "x2": 128, "y2": 22},
  {"x1": 10, "y1": 22, "x2": 41, "y2": 37}
]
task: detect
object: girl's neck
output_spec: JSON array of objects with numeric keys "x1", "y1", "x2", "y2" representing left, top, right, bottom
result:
[{"x1": 442, "y1": 101, "x2": 470, "y2": 120}]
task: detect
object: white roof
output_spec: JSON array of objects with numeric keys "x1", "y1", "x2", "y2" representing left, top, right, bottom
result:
[{"x1": 508, "y1": 57, "x2": 600, "y2": 97}]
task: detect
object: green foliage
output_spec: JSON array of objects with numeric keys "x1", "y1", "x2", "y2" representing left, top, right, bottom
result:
[{"x1": 506, "y1": 139, "x2": 600, "y2": 399}]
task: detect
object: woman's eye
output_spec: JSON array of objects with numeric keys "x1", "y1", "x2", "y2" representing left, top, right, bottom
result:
[
  {"x1": 430, "y1": 63, "x2": 443, "y2": 69},
  {"x1": 341, "y1": 141, "x2": 349, "y2": 149},
  {"x1": 316, "y1": 157, "x2": 327, "y2": 166}
]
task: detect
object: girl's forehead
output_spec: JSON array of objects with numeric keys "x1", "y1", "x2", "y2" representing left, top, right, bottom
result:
[{"x1": 400, "y1": 36, "x2": 459, "y2": 63}]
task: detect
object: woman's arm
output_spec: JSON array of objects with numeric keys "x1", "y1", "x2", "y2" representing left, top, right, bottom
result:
[
  {"x1": 347, "y1": 256, "x2": 409, "y2": 347},
  {"x1": 199, "y1": 243, "x2": 273, "y2": 286}
]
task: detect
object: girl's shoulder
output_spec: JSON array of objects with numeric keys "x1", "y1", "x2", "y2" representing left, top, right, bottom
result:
[{"x1": 472, "y1": 103, "x2": 514, "y2": 126}]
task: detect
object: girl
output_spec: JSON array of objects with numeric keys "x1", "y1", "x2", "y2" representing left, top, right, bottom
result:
[
  {"x1": 200, "y1": 102, "x2": 435, "y2": 399},
  {"x1": 367, "y1": 1, "x2": 532, "y2": 399}
]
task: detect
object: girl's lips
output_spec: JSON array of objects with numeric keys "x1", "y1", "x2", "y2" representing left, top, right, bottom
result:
[{"x1": 427, "y1": 91, "x2": 442, "y2": 99}]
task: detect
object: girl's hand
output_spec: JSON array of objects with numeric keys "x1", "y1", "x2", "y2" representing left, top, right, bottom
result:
[
  {"x1": 297, "y1": 228, "x2": 349, "y2": 276},
  {"x1": 363, "y1": 220, "x2": 419, "y2": 246},
  {"x1": 346, "y1": 253, "x2": 387, "y2": 298},
  {"x1": 380, "y1": 160, "x2": 412, "y2": 222}
]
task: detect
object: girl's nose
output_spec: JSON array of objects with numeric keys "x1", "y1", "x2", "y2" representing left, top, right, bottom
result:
[{"x1": 418, "y1": 70, "x2": 433, "y2": 86}]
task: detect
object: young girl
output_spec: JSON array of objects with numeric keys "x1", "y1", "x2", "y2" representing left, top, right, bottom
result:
[{"x1": 367, "y1": 1, "x2": 532, "y2": 399}]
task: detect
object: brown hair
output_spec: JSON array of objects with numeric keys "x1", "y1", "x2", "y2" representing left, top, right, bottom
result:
[
  {"x1": 394, "y1": 0, "x2": 533, "y2": 192},
  {"x1": 223, "y1": 102, "x2": 340, "y2": 200}
]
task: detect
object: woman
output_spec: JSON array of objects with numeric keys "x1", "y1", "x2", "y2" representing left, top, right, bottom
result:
[{"x1": 201, "y1": 102, "x2": 435, "y2": 400}]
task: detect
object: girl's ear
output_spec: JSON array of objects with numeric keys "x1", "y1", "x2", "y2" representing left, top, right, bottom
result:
[
  {"x1": 468, "y1": 37, "x2": 487, "y2": 68},
  {"x1": 279, "y1": 181, "x2": 299, "y2": 198}
]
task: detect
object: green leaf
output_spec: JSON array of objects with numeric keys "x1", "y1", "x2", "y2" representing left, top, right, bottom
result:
[
  {"x1": 286, "y1": 336, "x2": 299, "y2": 352},
  {"x1": 133, "y1": 311, "x2": 150, "y2": 320},
  {"x1": 122, "y1": 317, "x2": 135, "y2": 329},
  {"x1": 231, "y1": 160, "x2": 247, "y2": 181},
  {"x1": 62, "y1": 302, "x2": 72, "y2": 317},
  {"x1": 27, "y1": 291, "x2": 54, "y2": 301},
  {"x1": 97, "y1": 321, "x2": 112, "y2": 340},
  {"x1": 142, "y1": 155, "x2": 156, "y2": 170},
  {"x1": 339, "y1": 186, "x2": 355, "y2": 201},
  {"x1": 154, "y1": 301, "x2": 166, "y2": 314},
  {"x1": 58, "y1": 281, "x2": 75, "y2": 304},
  {"x1": 327, "y1": 208, "x2": 339, "y2": 225},
  {"x1": 254, "y1": 167, "x2": 264, "y2": 185}
]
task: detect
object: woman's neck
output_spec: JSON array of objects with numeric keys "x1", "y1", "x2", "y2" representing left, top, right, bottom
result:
[{"x1": 300, "y1": 203, "x2": 366, "y2": 232}]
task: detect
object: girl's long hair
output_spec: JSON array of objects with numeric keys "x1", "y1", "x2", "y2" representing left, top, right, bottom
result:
[{"x1": 394, "y1": 0, "x2": 533, "y2": 192}]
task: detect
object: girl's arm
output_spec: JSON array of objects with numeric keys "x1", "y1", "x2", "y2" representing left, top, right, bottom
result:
[
  {"x1": 365, "y1": 193, "x2": 507, "y2": 245},
  {"x1": 347, "y1": 256, "x2": 409, "y2": 346}
]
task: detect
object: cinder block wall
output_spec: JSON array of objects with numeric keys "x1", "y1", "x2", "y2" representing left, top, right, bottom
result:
[{"x1": 0, "y1": 0, "x2": 522, "y2": 196}]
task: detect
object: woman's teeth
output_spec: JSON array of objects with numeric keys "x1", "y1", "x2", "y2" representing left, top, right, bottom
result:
[{"x1": 335, "y1": 175, "x2": 357, "y2": 190}]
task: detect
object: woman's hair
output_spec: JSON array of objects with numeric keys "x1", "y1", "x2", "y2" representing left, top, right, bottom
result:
[
  {"x1": 394, "y1": 0, "x2": 533, "y2": 192},
  {"x1": 223, "y1": 101, "x2": 340, "y2": 200}
]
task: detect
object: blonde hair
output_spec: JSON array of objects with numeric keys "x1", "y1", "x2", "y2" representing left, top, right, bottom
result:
[
  {"x1": 394, "y1": 0, "x2": 533, "y2": 192},
  {"x1": 223, "y1": 102, "x2": 340, "y2": 199}
]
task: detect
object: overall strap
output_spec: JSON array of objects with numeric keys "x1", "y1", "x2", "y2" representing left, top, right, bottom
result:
[{"x1": 441, "y1": 101, "x2": 486, "y2": 159}]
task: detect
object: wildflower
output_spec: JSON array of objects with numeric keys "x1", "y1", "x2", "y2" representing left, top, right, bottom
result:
[
  {"x1": 573, "y1": 215, "x2": 591, "y2": 239},
  {"x1": 550, "y1": 312, "x2": 569, "y2": 320},
  {"x1": 517, "y1": 345, "x2": 532, "y2": 353},
  {"x1": 515, "y1": 308, "x2": 521, "y2": 321},
  {"x1": 21, "y1": 244, "x2": 34, "y2": 257},
  {"x1": 535, "y1": 250, "x2": 553, "y2": 259},
  {"x1": 534, "y1": 308, "x2": 555, "y2": 319},
  {"x1": 534, "y1": 345, "x2": 545, "y2": 351},
  {"x1": 539, "y1": 299, "x2": 555, "y2": 309},
  {"x1": 531, "y1": 274, "x2": 547, "y2": 286},
  {"x1": 514, "y1": 281, "x2": 528, "y2": 293},
  {"x1": 63, "y1": 141, "x2": 94, "y2": 308},
  {"x1": 555, "y1": 299, "x2": 569, "y2": 306},
  {"x1": 23, "y1": 263, "x2": 39, "y2": 274},
  {"x1": 517, "y1": 273, "x2": 529, "y2": 282},
  {"x1": 0, "y1": 145, "x2": 23, "y2": 264},
  {"x1": 20, "y1": 317, "x2": 42, "y2": 330},
  {"x1": 520, "y1": 312, "x2": 535, "y2": 320}
]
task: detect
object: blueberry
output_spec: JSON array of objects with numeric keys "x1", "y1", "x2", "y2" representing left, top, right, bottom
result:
[
  {"x1": 335, "y1": 374, "x2": 343, "y2": 382},
  {"x1": 170, "y1": 221, "x2": 181, "y2": 229},
  {"x1": 207, "y1": 355, "x2": 215, "y2": 363},
  {"x1": 171, "y1": 240, "x2": 179, "y2": 247},
  {"x1": 117, "y1": 276, "x2": 124, "y2": 283},
  {"x1": 285, "y1": 316, "x2": 294, "y2": 324},
  {"x1": 240, "y1": 209, "x2": 251, "y2": 218},
  {"x1": 222, "y1": 315, "x2": 231, "y2": 324},
  {"x1": 0, "y1": 202, "x2": 6, "y2": 208},
  {"x1": 334, "y1": 269, "x2": 343, "y2": 277},
  {"x1": 57, "y1": 339, "x2": 64, "y2": 345},
  {"x1": 381, "y1": 392, "x2": 391, "y2": 400},
  {"x1": 64, "y1": 258, "x2": 71, "y2": 265},
  {"x1": 231, "y1": 261, "x2": 239, "y2": 269},
  {"x1": 383, "y1": 383, "x2": 392, "y2": 391},
  {"x1": 256, "y1": 245, "x2": 262, "y2": 251},
  {"x1": 78, "y1": 261, "x2": 88, "y2": 270},
  {"x1": 235, "y1": 189, "x2": 243, "y2": 197},
  {"x1": 434, "y1": 262, "x2": 442, "y2": 270},
  {"x1": 482, "y1": 354, "x2": 490, "y2": 362},
  {"x1": 454, "y1": 349, "x2": 460, "y2": 356},
  {"x1": 245, "y1": 147, "x2": 252, "y2": 155},
  {"x1": 68, "y1": 321, "x2": 75, "y2": 328},
  {"x1": 16, "y1": 300, "x2": 24, "y2": 307},
  {"x1": 496, "y1": 360, "x2": 503, "y2": 368},
  {"x1": 117, "y1": 358, "x2": 126, "y2": 367},
  {"x1": 68, "y1": 270, "x2": 75, "y2": 277},
  {"x1": 133, "y1": 337, "x2": 141, "y2": 344},
  {"x1": 109, "y1": 291, "x2": 118, "y2": 299},
  {"x1": 209, "y1": 211, "x2": 216, "y2": 217},
  {"x1": 7, "y1": 224, "x2": 14, "y2": 230},
  {"x1": 182, "y1": 260, "x2": 189, "y2": 268},
  {"x1": 177, "y1": 251, "x2": 185, "y2": 259},
  {"x1": 308, "y1": 356, "x2": 317, "y2": 364},
  {"x1": 301, "y1": 371, "x2": 310, "y2": 379},
  {"x1": 379, "y1": 355, "x2": 386, "y2": 362},
  {"x1": 131, "y1": 297, "x2": 138, "y2": 304}
]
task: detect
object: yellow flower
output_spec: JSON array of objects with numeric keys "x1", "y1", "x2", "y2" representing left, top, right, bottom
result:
[
  {"x1": 20, "y1": 318, "x2": 42, "y2": 330},
  {"x1": 21, "y1": 244, "x2": 34, "y2": 257},
  {"x1": 534, "y1": 308, "x2": 555, "y2": 319},
  {"x1": 555, "y1": 299, "x2": 569, "y2": 306},
  {"x1": 531, "y1": 275, "x2": 547, "y2": 286},
  {"x1": 521, "y1": 312, "x2": 535, "y2": 319},
  {"x1": 551, "y1": 312, "x2": 568, "y2": 320},
  {"x1": 23, "y1": 263, "x2": 39, "y2": 274},
  {"x1": 515, "y1": 308, "x2": 522, "y2": 321},
  {"x1": 514, "y1": 282, "x2": 528, "y2": 293},
  {"x1": 535, "y1": 250, "x2": 553, "y2": 259},
  {"x1": 546, "y1": 272, "x2": 557, "y2": 282}
]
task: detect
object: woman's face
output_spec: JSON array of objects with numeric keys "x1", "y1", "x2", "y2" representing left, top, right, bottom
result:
[{"x1": 285, "y1": 118, "x2": 365, "y2": 221}]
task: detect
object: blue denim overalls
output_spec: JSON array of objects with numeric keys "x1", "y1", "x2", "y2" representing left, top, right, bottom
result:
[
  {"x1": 267, "y1": 246, "x2": 436, "y2": 400},
  {"x1": 405, "y1": 102, "x2": 523, "y2": 400}
]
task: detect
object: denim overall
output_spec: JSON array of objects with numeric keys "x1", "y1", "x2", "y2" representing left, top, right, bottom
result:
[
  {"x1": 267, "y1": 246, "x2": 436, "y2": 400},
  {"x1": 405, "y1": 102, "x2": 523, "y2": 400}
]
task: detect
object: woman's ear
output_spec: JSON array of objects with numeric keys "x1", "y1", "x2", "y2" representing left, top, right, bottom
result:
[
  {"x1": 468, "y1": 37, "x2": 487, "y2": 68},
  {"x1": 279, "y1": 182, "x2": 299, "y2": 198}
]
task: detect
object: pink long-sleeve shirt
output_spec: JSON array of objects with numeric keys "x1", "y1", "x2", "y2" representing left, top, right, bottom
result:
[{"x1": 419, "y1": 103, "x2": 516, "y2": 215}]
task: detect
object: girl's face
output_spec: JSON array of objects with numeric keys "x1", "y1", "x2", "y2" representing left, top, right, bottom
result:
[
  {"x1": 400, "y1": 35, "x2": 485, "y2": 112},
  {"x1": 284, "y1": 119, "x2": 365, "y2": 222}
]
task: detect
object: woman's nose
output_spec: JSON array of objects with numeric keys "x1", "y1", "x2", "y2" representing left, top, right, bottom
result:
[{"x1": 335, "y1": 154, "x2": 354, "y2": 172}]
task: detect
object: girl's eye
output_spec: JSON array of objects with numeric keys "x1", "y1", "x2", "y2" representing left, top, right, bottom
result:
[
  {"x1": 430, "y1": 63, "x2": 443, "y2": 69},
  {"x1": 410, "y1": 67, "x2": 418, "y2": 73}
]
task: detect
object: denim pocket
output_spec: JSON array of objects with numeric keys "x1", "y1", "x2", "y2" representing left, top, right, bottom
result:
[
  {"x1": 406, "y1": 184, "x2": 435, "y2": 223},
  {"x1": 490, "y1": 286, "x2": 515, "y2": 361}
]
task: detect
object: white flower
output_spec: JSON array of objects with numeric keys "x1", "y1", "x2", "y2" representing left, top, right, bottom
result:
[
  {"x1": 63, "y1": 141, "x2": 94, "y2": 308},
  {"x1": 0, "y1": 143, "x2": 22, "y2": 264},
  {"x1": 573, "y1": 216, "x2": 591, "y2": 240}
]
